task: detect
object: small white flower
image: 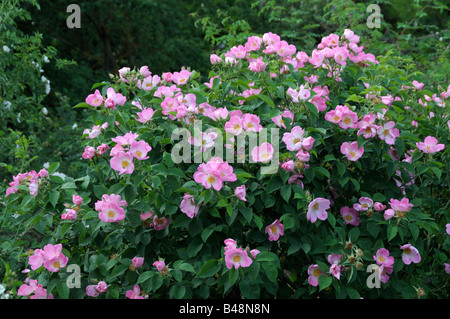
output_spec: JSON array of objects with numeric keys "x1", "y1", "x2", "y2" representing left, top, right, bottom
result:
[
  {"x1": 3, "y1": 101, "x2": 11, "y2": 110},
  {"x1": 42, "y1": 107, "x2": 48, "y2": 115},
  {"x1": 43, "y1": 55, "x2": 50, "y2": 63},
  {"x1": 72, "y1": 123, "x2": 78, "y2": 129},
  {"x1": 52, "y1": 172, "x2": 67, "y2": 180},
  {"x1": 43, "y1": 162, "x2": 50, "y2": 169},
  {"x1": 2, "y1": 45, "x2": 10, "y2": 53}
]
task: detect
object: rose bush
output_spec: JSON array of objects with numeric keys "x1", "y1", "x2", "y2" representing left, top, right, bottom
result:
[{"x1": 2, "y1": 28, "x2": 449, "y2": 299}]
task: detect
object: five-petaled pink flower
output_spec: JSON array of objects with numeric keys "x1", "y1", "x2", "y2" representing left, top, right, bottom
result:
[
  {"x1": 224, "y1": 247, "x2": 253, "y2": 270},
  {"x1": 340, "y1": 206, "x2": 359, "y2": 226},
  {"x1": 340, "y1": 141, "x2": 364, "y2": 161},
  {"x1": 251, "y1": 142, "x2": 274, "y2": 163},
  {"x1": 265, "y1": 219, "x2": 284, "y2": 241},
  {"x1": 416, "y1": 136, "x2": 445, "y2": 154},
  {"x1": 307, "y1": 198, "x2": 330, "y2": 223},
  {"x1": 307, "y1": 264, "x2": 325, "y2": 286},
  {"x1": 400, "y1": 244, "x2": 421, "y2": 265},
  {"x1": 374, "y1": 248, "x2": 394, "y2": 267},
  {"x1": 180, "y1": 193, "x2": 200, "y2": 218},
  {"x1": 377, "y1": 121, "x2": 399, "y2": 145},
  {"x1": 126, "y1": 284, "x2": 145, "y2": 299},
  {"x1": 110, "y1": 151, "x2": 135, "y2": 175}
]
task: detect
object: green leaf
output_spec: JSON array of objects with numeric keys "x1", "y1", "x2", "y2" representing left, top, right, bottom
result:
[
  {"x1": 73, "y1": 102, "x2": 92, "y2": 109},
  {"x1": 201, "y1": 225, "x2": 215, "y2": 243},
  {"x1": 262, "y1": 262, "x2": 278, "y2": 284},
  {"x1": 280, "y1": 184, "x2": 292, "y2": 202},
  {"x1": 229, "y1": 267, "x2": 239, "y2": 285},
  {"x1": 177, "y1": 263, "x2": 196, "y2": 273},
  {"x1": 349, "y1": 227, "x2": 360, "y2": 242},
  {"x1": 431, "y1": 167, "x2": 442, "y2": 180},
  {"x1": 408, "y1": 223, "x2": 419, "y2": 241},
  {"x1": 255, "y1": 252, "x2": 278, "y2": 263},
  {"x1": 47, "y1": 162, "x2": 60, "y2": 175},
  {"x1": 257, "y1": 94, "x2": 275, "y2": 108},
  {"x1": 137, "y1": 271, "x2": 154, "y2": 284},
  {"x1": 347, "y1": 287, "x2": 360, "y2": 299},
  {"x1": 56, "y1": 281, "x2": 70, "y2": 299},
  {"x1": 196, "y1": 259, "x2": 221, "y2": 278},
  {"x1": 49, "y1": 191, "x2": 60, "y2": 208},
  {"x1": 305, "y1": 102, "x2": 319, "y2": 117},
  {"x1": 318, "y1": 275, "x2": 332, "y2": 291},
  {"x1": 387, "y1": 224, "x2": 397, "y2": 242},
  {"x1": 313, "y1": 166, "x2": 330, "y2": 179},
  {"x1": 336, "y1": 162, "x2": 346, "y2": 177}
]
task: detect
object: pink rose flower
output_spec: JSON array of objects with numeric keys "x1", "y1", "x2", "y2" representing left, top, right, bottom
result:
[{"x1": 265, "y1": 219, "x2": 284, "y2": 241}]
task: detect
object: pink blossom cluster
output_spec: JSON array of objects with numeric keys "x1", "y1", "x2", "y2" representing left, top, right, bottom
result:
[
  {"x1": 160, "y1": 91, "x2": 198, "y2": 123},
  {"x1": 86, "y1": 281, "x2": 108, "y2": 297},
  {"x1": 224, "y1": 111, "x2": 263, "y2": 135},
  {"x1": 271, "y1": 108, "x2": 294, "y2": 129},
  {"x1": 163, "y1": 69, "x2": 192, "y2": 86},
  {"x1": 95, "y1": 193, "x2": 127, "y2": 223},
  {"x1": 61, "y1": 194, "x2": 84, "y2": 220},
  {"x1": 282, "y1": 125, "x2": 315, "y2": 163},
  {"x1": 223, "y1": 239, "x2": 259, "y2": 270},
  {"x1": 85, "y1": 87, "x2": 126, "y2": 109},
  {"x1": 82, "y1": 122, "x2": 108, "y2": 139},
  {"x1": 193, "y1": 157, "x2": 237, "y2": 191},
  {"x1": 328, "y1": 253, "x2": 345, "y2": 280},
  {"x1": 383, "y1": 197, "x2": 414, "y2": 220},
  {"x1": 28, "y1": 243, "x2": 69, "y2": 272},
  {"x1": 238, "y1": 83, "x2": 263, "y2": 105},
  {"x1": 311, "y1": 30, "x2": 378, "y2": 79},
  {"x1": 280, "y1": 158, "x2": 308, "y2": 190},
  {"x1": 17, "y1": 279, "x2": 53, "y2": 299},
  {"x1": 5, "y1": 167, "x2": 49, "y2": 198},
  {"x1": 109, "y1": 131, "x2": 152, "y2": 175},
  {"x1": 126, "y1": 284, "x2": 148, "y2": 299},
  {"x1": 373, "y1": 248, "x2": 394, "y2": 283},
  {"x1": 140, "y1": 211, "x2": 170, "y2": 230},
  {"x1": 287, "y1": 84, "x2": 330, "y2": 112},
  {"x1": 189, "y1": 130, "x2": 218, "y2": 152},
  {"x1": 82, "y1": 143, "x2": 110, "y2": 160},
  {"x1": 137, "y1": 70, "x2": 161, "y2": 91}
]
